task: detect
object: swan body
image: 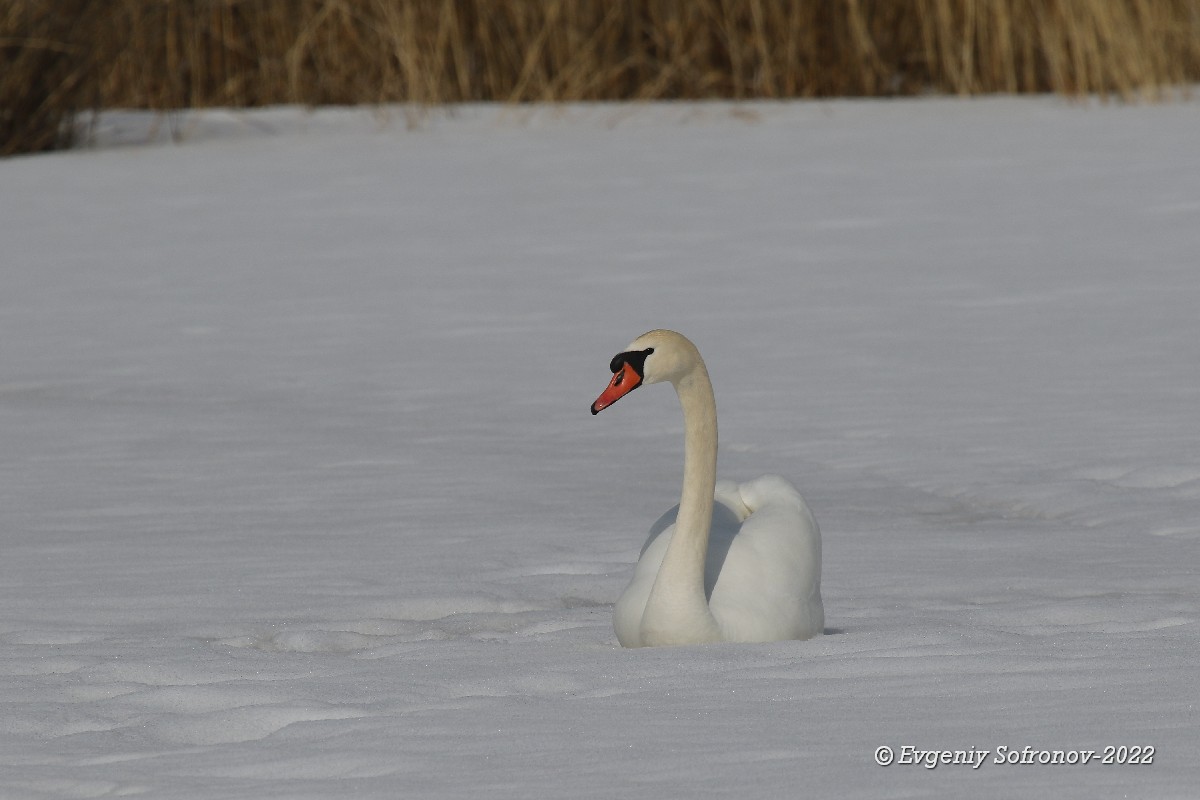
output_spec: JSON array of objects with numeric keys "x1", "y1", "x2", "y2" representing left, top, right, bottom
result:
[{"x1": 592, "y1": 330, "x2": 824, "y2": 647}]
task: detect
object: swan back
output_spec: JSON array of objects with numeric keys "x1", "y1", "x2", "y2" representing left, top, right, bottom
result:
[{"x1": 614, "y1": 476, "x2": 824, "y2": 646}]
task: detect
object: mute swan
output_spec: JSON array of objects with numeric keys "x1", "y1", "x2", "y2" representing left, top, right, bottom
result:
[{"x1": 591, "y1": 330, "x2": 823, "y2": 647}]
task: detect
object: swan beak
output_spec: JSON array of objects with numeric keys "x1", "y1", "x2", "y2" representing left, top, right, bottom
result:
[{"x1": 591, "y1": 363, "x2": 642, "y2": 415}]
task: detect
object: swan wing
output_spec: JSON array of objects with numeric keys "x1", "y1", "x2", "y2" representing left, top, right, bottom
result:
[
  {"x1": 615, "y1": 476, "x2": 823, "y2": 646},
  {"x1": 707, "y1": 475, "x2": 824, "y2": 642}
]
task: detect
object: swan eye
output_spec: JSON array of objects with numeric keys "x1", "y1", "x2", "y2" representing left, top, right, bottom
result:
[{"x1": 609, "y1": 348, "x2": 653, "y2": 377}]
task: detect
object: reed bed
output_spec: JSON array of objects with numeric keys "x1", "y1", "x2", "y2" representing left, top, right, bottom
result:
[{"x1": 4, "y1": 0, "x2": 1200, "y2": 155}]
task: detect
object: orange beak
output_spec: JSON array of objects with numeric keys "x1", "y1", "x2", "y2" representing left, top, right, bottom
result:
[{"x1": 591, "y1": 362, "x2": 642, "y2": 415}]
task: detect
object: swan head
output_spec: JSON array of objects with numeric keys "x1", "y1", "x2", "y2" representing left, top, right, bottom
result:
[{"x1": 591, "y1": 329, "x2": 702, "y2": 414}]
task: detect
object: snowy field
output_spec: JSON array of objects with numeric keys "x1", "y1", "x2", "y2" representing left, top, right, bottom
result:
[{"x1": 2, "y1": 96, "x2": 1199, "y2": 798}]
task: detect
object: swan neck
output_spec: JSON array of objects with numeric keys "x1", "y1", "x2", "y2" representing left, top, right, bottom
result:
[
  {"x1": 676, "y1": 368, "x2": 718, "y2": 548},
  {"x1": 639, "y1": 360, "x2": 720, "y2": 645}
]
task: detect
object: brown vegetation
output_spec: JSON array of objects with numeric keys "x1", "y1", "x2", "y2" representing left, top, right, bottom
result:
[{"x1": 4, "y1": 0, "x2": 1199, "y2": 155}]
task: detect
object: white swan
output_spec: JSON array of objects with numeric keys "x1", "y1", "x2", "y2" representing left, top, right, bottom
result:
[{"x1": 591, "y1": 330, "x2": 824, "y2": 647}]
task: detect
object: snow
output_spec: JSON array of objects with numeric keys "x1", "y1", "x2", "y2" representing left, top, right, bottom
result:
[{"x1": 2, "y1": 96, "x2": 1199, "y2": 798}]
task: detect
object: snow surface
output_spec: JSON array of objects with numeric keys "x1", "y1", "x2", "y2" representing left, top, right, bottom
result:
[{"x1": 2, "y1": 96, "x2": 1199, "y2": 798}]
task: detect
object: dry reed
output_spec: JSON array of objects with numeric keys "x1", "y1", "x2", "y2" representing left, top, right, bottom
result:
[
  {"x1": 4, "y1": 0, "x2": 1199, "y2": 155},
  {"x1": 1, "y1": 1, "x2": 103, "y2": 155}
]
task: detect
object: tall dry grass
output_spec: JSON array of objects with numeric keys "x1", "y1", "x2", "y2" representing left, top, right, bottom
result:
[
  {"x1": 1, "y1": 1, "x2": 103, "y2": 155},
  {"x1": 4, "y1": 0, "x2": 1199, "y2": 155}
]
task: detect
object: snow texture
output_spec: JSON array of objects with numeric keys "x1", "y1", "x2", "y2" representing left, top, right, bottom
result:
[{"x1": 2, "y1": 97, "x2": 1199, "y2": 798}]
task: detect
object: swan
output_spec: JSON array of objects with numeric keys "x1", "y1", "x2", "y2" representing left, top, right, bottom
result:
[{"x1": 591, "y1": 329, "x2": 823, "y2": 647}]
